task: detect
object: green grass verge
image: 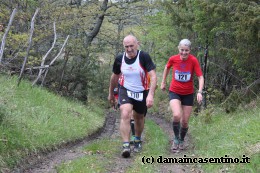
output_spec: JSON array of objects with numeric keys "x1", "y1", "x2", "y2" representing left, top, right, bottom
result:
[
  {"x1": 0, "y1": 75, "x2": 105, "y2": 169},
  {"x1": 189, "y1": 105, "x2": 260, "y2": 173}
]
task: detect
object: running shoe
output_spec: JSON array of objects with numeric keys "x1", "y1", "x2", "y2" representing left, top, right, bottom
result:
[
  {"x1": 133, "y1": 140, "x2": 142, "y2": 153},
  {"x1": 121, "y1": 144, "x2": 131, "y2": 158},
  {"x1": 130, "y1": 135, "x2": 135, "y2": 144},
  {"x1": 179, "y1": 140, "x2": 185, "y2": 150},
  {"x1": 171, "y1": 137, "x2": 179, "y2": 152}
]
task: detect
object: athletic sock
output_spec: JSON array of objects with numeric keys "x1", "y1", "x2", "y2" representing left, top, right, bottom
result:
[
  {"x1": 130, "y1": 119, "x2": 135, "y2": 136},
  {"x1": 180, "y1": 127, "x2": 188, "y2": 141},
  {"x1": 134, "y1": 136, "x2": 141, "y2": 142},
  {"x1": 173, "y1": 121, "x2": 180, "y2": 140},
  {"x1": 123, "y1": 142, "x2": 130, "y2": 147}
]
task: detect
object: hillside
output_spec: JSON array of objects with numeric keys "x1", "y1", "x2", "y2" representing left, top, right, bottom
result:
[{"x1": 0, "y1": 75, "x2": 105, "y2": 171}]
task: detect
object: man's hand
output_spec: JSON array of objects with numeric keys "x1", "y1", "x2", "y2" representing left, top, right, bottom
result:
[
  {"x1": 146, "y1": 94, "x2": 154, "y2": 108},
  {"x1": 108, "y1": 94, "x2": 116, "y2": 108}
]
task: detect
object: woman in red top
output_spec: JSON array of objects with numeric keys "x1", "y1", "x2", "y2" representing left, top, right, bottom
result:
[{"x1": 161, "y1": 39, "x2": 204, "y2": 152}]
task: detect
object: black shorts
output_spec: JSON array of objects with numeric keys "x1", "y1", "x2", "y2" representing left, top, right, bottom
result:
[
  {"x1": 169, "y1": 91, "x2": 194, "y2": 106},
  {"x1": 118, "y1": 86, "x2": 148, "y2": 115}
]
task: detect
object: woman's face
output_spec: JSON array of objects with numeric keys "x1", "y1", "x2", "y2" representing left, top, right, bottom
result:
[{"x1": 178, "y1": 45, "x2": 191, "y2": 60}]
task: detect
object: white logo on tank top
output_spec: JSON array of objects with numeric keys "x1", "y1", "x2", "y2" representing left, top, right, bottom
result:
[{"x1": 120, "y1": 51, "x2": 146, "y2": 92}]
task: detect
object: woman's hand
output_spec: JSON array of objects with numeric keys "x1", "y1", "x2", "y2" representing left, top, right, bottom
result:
[
  {"x1": 160, "y1": 82, "x2": 166, "y2": 91},
  {"x1": 197, "y1": 92, "x2": 203, "y2": 104}
]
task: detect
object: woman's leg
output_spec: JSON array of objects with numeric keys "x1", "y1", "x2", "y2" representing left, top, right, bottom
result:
[
  {"x1": 179, "y1": 105, "x2": 193, "y2": 149},
  {"x1": 170, "y1": 99, "x2": 182, "y2": 151}
]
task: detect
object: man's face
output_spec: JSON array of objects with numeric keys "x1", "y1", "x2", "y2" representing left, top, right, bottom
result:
[{"x1": 123, "y1": 37, "x2": 138, "y2": 58}]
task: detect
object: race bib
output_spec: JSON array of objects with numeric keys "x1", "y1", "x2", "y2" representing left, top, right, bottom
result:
[
  {"x1": 175, "y1": 70, "x2": 191, "y2": 82},
  {"x1": 127, "y1": 90, "x2": 143, "y2": 101}
]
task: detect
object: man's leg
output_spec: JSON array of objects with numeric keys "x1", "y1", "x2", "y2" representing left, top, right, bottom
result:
[
  {"x1": 119, "y1": 103, "x2": 133, "y2": 157},
  {"x1": 133, "y1": 111, "x2": 144, "y2": 137},
  {"x1": 130, "y1": 112, "x2": 135, "y2": 144},
  {"x1": 132, "y1": 111, "x2": 144, "y2": 152}
]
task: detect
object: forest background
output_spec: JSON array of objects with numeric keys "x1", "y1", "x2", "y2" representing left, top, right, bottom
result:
[
  {"x1": 0, "y1": 0, "x2": 259, "y2": 106},
  {"x1": 0, "y1": 0, "x2": 259, "y2": 172}
]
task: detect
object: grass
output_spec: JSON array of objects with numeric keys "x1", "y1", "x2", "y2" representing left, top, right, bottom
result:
[
  {"x1": 189, "y1": 103, "x2": 260, "y2": 173},
  {"x1": 0, "y1": 75, "x2": 105, "y2": 170}
]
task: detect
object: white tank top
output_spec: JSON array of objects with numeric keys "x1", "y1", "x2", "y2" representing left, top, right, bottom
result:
[{"x1": 120, "y1": 51, "x2": 149, "y2": 92}]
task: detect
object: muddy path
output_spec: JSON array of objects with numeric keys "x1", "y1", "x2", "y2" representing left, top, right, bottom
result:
[
  {"x1": 149, "y1": 115, "x2": 201, "y2": 173},
  {"x1": 12, "y1": 110, "x2": 202, "y2": 173},
  {"x1": 12, "y1": 110, "x2": 116, "y2": 173}
]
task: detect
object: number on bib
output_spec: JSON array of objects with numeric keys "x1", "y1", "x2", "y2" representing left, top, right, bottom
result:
[
  {"x1": 175, "y1": 70, "x2": 191, "y2": 82},
  {"x1": 127, "y1": 90, "x2": 143, "y2": 101}
]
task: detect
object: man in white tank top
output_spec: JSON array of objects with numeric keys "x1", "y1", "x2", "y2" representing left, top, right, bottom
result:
[{"x1": 108, "y1": 35, "x2": 157, "y2": 158}]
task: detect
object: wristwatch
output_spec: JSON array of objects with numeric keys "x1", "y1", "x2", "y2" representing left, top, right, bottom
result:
[{"x1": 197, "y1": 90, "x2": 203, "y2": 94}]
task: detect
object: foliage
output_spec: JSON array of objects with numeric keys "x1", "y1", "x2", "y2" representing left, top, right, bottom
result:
[
  {"x1": 143, "y1": 0, "x2": 259, "y2": 102},
  {"x1": 0, "y1": 0, "x2": 259, "y2": 104},
  {"x1": 221, "y1": 88, "x2": 258, "y2": 113},
  {"x1": 0, "y1": 0, "x2": 158, "y2": 102}
]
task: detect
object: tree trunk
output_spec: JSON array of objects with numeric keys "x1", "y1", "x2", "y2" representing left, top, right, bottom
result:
[{"x1": 84, "y1": 0, "x2": 108, "y2": 48}]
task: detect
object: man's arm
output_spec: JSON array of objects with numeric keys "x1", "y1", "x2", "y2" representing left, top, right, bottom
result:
[
  {"x1": 108, "y1": 73, "x2": 120, "y2": 106},
  {"x1": 146, "y1": 69, "x2": 157, "y2": 108},
  {"x1": 148, "y1": 69, "x2": 157, "y2": 97}
]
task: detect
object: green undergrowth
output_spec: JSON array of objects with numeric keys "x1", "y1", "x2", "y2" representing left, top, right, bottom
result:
[
  {"x1": 189, "y1": 103, "x2": 260, "y2": 173},
  {"x1": 0, "y1": 75, "x2": 105, "y2": 170}
]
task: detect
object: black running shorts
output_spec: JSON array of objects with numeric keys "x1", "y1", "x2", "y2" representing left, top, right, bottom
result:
[
  {"x1": 118, "y1": 86, "x2": 148, "y2": 115},
  {"x1": 169, "y1": 91, "x2": 194, "y2": 106}
]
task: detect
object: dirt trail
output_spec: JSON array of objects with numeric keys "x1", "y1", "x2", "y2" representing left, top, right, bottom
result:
[
  {"x1": 12, "y1": 111, "x2": 116, "y2": 173},
  {"x1": 12, "y1": 110, "x2": 202, "y2": 173},
  {"x1": 149, "y1": 115, "x2": 202, "y2": 173}
]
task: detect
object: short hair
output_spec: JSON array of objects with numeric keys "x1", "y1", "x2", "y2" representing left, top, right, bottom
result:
[
  {"x1": 123, "y1": 34, "x2": 138, "y2": 43},
  {"x1": 178, "y1": 39, "x2": 191, "y2": 49}
]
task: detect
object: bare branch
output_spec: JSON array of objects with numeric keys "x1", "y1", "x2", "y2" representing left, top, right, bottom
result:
[
  {"x1": 27, "y1": 65, "x2": 50, "y2": 70},
  {"x1": 17, "y1": 8, "x2": 39, "y2": 86},
  {"x1": 32, "y1": 22, "x2": 57, "y2": 86},
  {"x1": 0, "y1": 8, "x2": 17, "y2": 64},
  {"x1": 41, "y1": 35, "x2": 70, "y2": 86},
  {"x1": 49, "y1": 35, "x2": 70, "y2": 66}
]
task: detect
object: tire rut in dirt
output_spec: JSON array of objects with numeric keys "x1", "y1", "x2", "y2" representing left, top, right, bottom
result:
[
  {"x1": 148, "y1": 115, "x2": 202, "y2": 173},
  {"x1": 102, "y1": 111, "x2": 136, "y2": 173},
  {"x1": 12, "y1": 110, "x2": 116, "y2": 173}
]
